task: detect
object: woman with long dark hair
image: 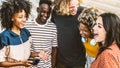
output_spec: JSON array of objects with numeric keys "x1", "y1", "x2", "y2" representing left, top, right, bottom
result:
[{"x1": 91, "y1": 13, "x2": 120, "y2": 68}]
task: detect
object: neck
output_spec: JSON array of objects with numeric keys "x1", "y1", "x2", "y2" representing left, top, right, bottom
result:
[{"x1": 11, "y1": 26, "x2": 20, "y2": 35}]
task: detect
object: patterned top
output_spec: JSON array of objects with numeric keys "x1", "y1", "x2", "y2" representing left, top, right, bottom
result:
[
  {"x1": 90, "y1": 43, "x2": 120, "y2": 68},
  {"x1": 25, "y1": 20, "x2": 57, "y2": 68},
  {"x1": 0, "y1": 28, "x2": 32, "y2": 68}
]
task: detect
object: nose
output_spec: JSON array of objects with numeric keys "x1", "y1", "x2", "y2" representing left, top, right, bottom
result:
[{"x1": 93, "y1": 25, "x2": 97, "y2": 32}]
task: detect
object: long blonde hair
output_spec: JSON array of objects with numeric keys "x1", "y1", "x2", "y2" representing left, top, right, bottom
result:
[{"x1": 54, "y1": 0, "x2": 82, "y2": 15}]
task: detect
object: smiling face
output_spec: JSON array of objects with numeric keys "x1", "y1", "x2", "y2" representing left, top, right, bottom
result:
[
  {"x1": 79, "y1": 23, "x2": 90, "y2": 38},
  {"x1": 12, "y1": 10, "x2": 26, "y2": 29},
  {"x1": 36, "y1": 3, "x2": 50, "y2": 24},
  {"x1": 69, "y1": 0, "x2": 79, "y2": 15},
  {"x1": 93, "y1": 16, "x2": 106, "y2": 43}
]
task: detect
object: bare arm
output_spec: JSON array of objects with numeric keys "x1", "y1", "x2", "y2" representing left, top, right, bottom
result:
[
  {"x1": 0, "y1": 61, "x2": 31, "y2": 67},
  {"x1": 51, "y1": 47, "x2": 57, "y2": 68}
]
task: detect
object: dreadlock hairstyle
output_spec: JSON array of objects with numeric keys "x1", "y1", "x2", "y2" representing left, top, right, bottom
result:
[
  {"x1": 0, "y1": 0, "x2": 32, "y2": 29},
  {"x1": 78, "y1": 7, "x2": 99, "y2": 38}
]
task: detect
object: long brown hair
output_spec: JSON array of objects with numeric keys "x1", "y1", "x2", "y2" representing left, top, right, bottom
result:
[{"x1": 97, "y1": 13, "x2": 120, "y2": 55}]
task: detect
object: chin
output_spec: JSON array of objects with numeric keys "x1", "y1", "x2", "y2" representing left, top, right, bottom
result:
[
  {"x1": 71, "y1": 13, "x2": 76, "y2": 16},
  {"x1": 94, "y1": 38, "x2": 99, "y2": 42},
  {"x1": 96, "y1": 40, "x2": 102, "y2": 43},
  {"x1": 19, "y1": 24, "x2": 24, "y2": 29},
  {"x1": 70, "y1": 12, "x2": 77, "y2": 15}
]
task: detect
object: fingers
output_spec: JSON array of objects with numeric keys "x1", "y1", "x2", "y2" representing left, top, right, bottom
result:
[
  {"x1": 20, "y1": 60, "x2": 32, "y2": 67},
  {"x1": 38, "y1": 49, "x2": 50, "y2": 62}
]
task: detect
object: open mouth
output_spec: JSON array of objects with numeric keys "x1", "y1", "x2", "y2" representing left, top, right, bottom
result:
[
  {"x1": 41, "y1": 16, "x2": 47, "y2": 21},
  {"x1": 42, "y1": 16, "x2": 47, "y2": 20},
  {"x1": 20, "y1": 22, "x2": 24, "y2": 25},
  {"x1": 93, "y1": 33, "x2": 98, "y2": 39}
]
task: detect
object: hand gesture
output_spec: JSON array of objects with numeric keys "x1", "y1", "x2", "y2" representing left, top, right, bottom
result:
[{"x1": 38, "y1": 49, "x2": 50, "y2": 62}]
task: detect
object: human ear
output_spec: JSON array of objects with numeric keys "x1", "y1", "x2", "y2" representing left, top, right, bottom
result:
[
  {"x1": 11, "y1": 18, "x2": 14, "y2": 21},
  {"x1": 37, "y1": 7, "x2": 40, "y2": 13}
]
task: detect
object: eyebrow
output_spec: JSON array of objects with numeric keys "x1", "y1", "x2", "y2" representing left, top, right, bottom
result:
[{"x1": 98, "y1": 23, "x2": 103, "y2": 26}]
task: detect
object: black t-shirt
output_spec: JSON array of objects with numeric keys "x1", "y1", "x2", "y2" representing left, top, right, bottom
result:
[{"x1": 51, "y1": 6, "x2": 86, "y2": 67}]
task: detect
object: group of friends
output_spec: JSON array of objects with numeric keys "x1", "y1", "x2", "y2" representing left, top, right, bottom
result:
[{"x1": 0, "y1": 0, "x2": 120, "y2": 68}]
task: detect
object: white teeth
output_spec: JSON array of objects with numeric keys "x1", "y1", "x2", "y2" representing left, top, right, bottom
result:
[{"x1": 42, "y1": 17, "x2": 46, "y2": 20}]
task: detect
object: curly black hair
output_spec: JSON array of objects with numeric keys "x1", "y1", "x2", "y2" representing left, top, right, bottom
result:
[{"x1": 0, "y1": 0, "x2": 32, "y2": 29}]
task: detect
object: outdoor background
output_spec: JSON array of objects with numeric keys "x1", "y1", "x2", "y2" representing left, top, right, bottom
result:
[
  {"x1": 0, "y1": 0, "x2": 120, "y2": 30},
  {"x1": 29, "y1": 0, "x2": 120, "y2": 18}
]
